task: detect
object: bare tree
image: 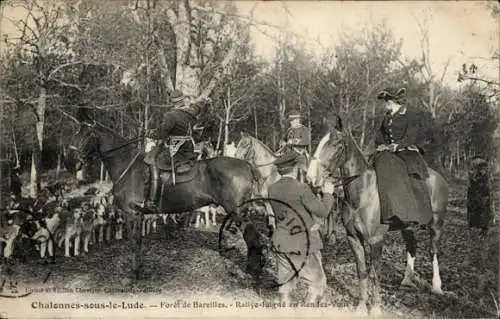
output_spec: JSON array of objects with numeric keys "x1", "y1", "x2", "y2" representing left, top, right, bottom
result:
[
  {"x1": 4, "y1": 0, "x2": 80, "y2": 196},
  {"x1": 413, "y1": 12, "x2": 453, "y2": 120}
]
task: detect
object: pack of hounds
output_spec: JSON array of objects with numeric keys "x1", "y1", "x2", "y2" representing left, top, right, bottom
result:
[{"x1": 0, "y1": 181, "x2": 227, "y2": 260}]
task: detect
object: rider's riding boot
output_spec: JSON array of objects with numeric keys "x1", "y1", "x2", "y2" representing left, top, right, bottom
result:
[{"x1": 144, "y1": 165, "x2": 160, "y2": 212}]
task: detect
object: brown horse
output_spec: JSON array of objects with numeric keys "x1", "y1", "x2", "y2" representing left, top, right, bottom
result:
[
  {"x1": 67, "y1": 117, "x2": 265, "y2": 276},
  {"x1": 307, "y1": 115, "x2": 449, "y2": 315}
]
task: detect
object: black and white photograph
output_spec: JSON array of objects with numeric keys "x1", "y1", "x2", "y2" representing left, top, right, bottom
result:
[{"x1": 0, "y1": 0, "x2": 498, "y2": 318}]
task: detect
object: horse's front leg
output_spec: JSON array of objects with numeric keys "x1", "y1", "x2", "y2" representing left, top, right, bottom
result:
[
  {"x1": 430, "y1": 213, "x2": 444, "y2": 294},
  {"x1": 98, "y1": 224, "x2": 104, "y2": 243},
  {"x1": 401, "y1": 227, "x2": 417, "y2": 287},
  {"x1": 152, "y1": 217, "x2": 157, "y2": 232},
  {"x1": 47, "y1": 238, "x2": 54, "y2": 257},
  {"x1": 39, "y1": 241, "x2": 47, "y2": 259},
  {"x1": 141, "y1": 219, "x2": 146, "y2": 237},
  {"x1": 105, "y1": 224, "x2": 111, "y2": 241},
  {"x1": 346, "y1": 232, "x2": 369, "y2": 313},
  {"x1": 194, "y1": 212, "x2": 201, "y2": 228},
  {"x1": 204, "y1": 210, "x2": 210, "y2": 229},
  {"x1": 211, "y1": 209, "x2": 217, "y2": 227},
  {"x1": 367, "y1": 224, "x2": 388, "y2": 316}
]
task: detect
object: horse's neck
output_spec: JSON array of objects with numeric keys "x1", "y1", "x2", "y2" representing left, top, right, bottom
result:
[
  {"x1": 252, "y1": 139, "x2": 277, "y2": 163},
  {"x1": 341, "y1": 140, "x2": 369, "y2": 177},
  {"x1": 251, "y1": 139, "x2": 277, "y2": 177},
  {"x1": 100, "y1": 132, "x2": 140, "y2": 184}
]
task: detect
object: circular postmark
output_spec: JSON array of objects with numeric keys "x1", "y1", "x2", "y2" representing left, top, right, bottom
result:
[
  {"x1": 0, "y1": 203, "x2": 56, "y2": 299},
  {"x1": 218, "y1": 197, "x2": 311, "y2": 289}
]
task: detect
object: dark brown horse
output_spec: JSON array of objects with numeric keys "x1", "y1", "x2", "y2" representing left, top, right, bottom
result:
[
  {"x1": 307, "y1": 115, "x2": 449, "y2": 315},
  {"x1": 67, "y1": 117, "x2": 264, "y2": 274}
]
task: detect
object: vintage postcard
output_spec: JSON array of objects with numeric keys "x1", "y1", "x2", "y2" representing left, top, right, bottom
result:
[{"x1": 0, "y1": 0, "x2": 498, "y2": 318}]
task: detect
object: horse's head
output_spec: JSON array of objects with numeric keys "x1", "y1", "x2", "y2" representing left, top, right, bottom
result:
[
  {"x1": 68, "y1": 121, "x2": 101, "y2": 171},
  {"x1": 234, "y1": 132, "x2": 253, "y2": 160},
  {"x1": 307, "y1": 114, "x2": 347, "y2": 187}
]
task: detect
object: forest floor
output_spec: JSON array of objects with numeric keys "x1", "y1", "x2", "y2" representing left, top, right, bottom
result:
[{"x1": 2, "y1": 171, "x2": 498, "y2": 318}]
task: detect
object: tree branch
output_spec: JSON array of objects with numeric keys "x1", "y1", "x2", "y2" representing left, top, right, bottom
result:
[
  {"x1": 55, "y1": 107, "x2": 80, "y2": 123},
  {"x1": 460, "y1": 75, "x2": 500, "y2": 86},
  {"x1": 46, "y1": 61, "x2": 82, "y2": 80}
]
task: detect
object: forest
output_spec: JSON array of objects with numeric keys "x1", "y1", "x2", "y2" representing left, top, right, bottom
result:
[{"x1": 0, "y1": 0, "x2": 498, "y2": 196}]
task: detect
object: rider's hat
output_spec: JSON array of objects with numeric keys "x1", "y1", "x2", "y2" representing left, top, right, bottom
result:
[
  {"x1": 288, "y1": 110, "x2": 302, "y2": 120},
  {"x1": 377, "y1": 87, "x2": 406, "y2": 104},
  {"x1": 273, "y1": 147, "x2": 299, "y2": 168}
]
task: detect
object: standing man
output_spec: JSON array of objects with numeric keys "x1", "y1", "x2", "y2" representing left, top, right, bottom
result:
[
  {"x1": 285, "y1": 111, "x2": 310, "y2": 182},
  {"x1": 268, "y1": 148, "x2": 335, "y2": 304},
  {"x1": 143, "y1": 90, "x2": 208, "y2": 213}
]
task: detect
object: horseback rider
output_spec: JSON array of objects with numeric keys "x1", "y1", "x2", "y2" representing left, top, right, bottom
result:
[
  {"x1": 284, "y1": 111, "x2": 310, "y2": 182},
  {"x1": 373, "y1": 87, "x2": 435, "y2": 225},
  {"x1": 143, "y1": 90, "x2": 208, "y2": 213}
]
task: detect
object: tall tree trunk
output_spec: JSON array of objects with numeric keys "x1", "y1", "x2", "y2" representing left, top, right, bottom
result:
[
  {"x1": 360, "y1": 103, "x2": 368, "y2": 148},
  {"x1": 100, "y1": 161, "x2": 105, "y2": 182},
  {"x1": 224, "y1": 87, "x2": 231, "y2": 147},
  {"x1": 11, "y1": 127, "x2": 20, "y2": 168},
  {"x1": 56, "y1": 145, "x2": 62, "y2": 179},
  {"x1": 31, "y1": 86, "x2": 46, "y2": 196},
  {"x1": 30, "y1": 151, "x2": 38, "y2": 197},
  {"x1": 307, "y1": 96, "x2": 312, "y2": 154},
  {"x1": 143, "y1": 1, "x2": 151, "y2": 148},
  {"x1": 216, "y1": 117, "x2": 223, "y2": 153},
  {"x1": 253, "y1": 104, "x2": 258, "y2": 138},
  {"x1": 360, "y1": 66, "x2": 370, "y2": 148}
]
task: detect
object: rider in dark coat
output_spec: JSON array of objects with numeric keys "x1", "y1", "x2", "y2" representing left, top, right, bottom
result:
[
  {"x1": 143, "y1": 90, "x2": 207, "y2": 212},
  {"x1": 373, "y1": 87, "x2": 435, "y2": 224}
]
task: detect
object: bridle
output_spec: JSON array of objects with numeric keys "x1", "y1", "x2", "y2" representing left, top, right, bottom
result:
[
  {"x1": 310, "y1": 137, "x2": 360, "y2": 186},
  {"x1": 240, "y1": 138, "x2": 278, "y2": 168},
  {"x1": 69, "y1": 122, "x2": 143, "y2": 161},
  {"x1": 68, "y1": 121, "x2": 144, "y2": 189}
]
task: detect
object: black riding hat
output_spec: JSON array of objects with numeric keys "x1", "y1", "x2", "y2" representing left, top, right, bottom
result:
[
  {"x1": 273, "y1": 147, "x2": 299, "y2": 167},
  {"x1": 377, "y1": 87, "x2": 407, "y2": 103}
]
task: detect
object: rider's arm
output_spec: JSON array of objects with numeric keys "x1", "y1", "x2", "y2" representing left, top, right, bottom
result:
[
  {"x1": 300, "y1": 184, "x2": 334, "y2": 218},
  {"x1": 374, "y1": 116, "x2": 386, "y2": 146},
  {"x1": 398, "y1": 110, "x2": 430, "y2": 151}
]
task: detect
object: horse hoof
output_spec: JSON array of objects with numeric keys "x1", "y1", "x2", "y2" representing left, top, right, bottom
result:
[
  {"x1": 401, "y1": 278, "x2": 416, "y2": 288},
  {"x1": 354, "y1": 304, "x2": 369, "y2": 316},
  {"x1": 369, "y1": 305, "x2": 383, "y2": 317},
  {"x1": 442, "y1": 290, "x2": 457, "y2": 298},
  {"x1": 432, "y1": 287, "x2": 444, "y2": 295}
]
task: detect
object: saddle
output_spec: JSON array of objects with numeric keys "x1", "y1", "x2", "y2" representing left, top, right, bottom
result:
[{"x1": 145, "y1": 136, "x2": 196, "y2": 171}]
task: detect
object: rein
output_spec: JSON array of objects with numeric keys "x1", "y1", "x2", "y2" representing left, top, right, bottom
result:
[
  {"x1": 111, "y1": 151, "x2": 142, "y2": 193},
  {"x1": 71, "y1": 123, "x2": 145, "y2": 191},
  {"x1": 243, "y1": 139, "x2": 278, "y2": 167},
  {"x1": 100, "y1": 137, "x2": 143, "y2": 158},
  {"x1": 254, "y1": 161, "x2": 277, "y2": 167}
]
